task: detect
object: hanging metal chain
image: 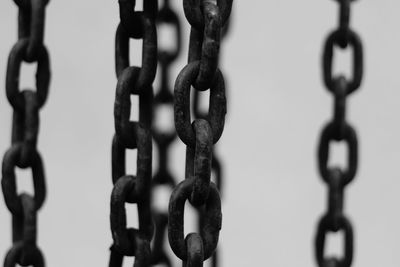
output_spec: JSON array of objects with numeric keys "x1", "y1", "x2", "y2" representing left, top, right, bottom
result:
[
  {"x1": 150, "y1": 0, "x2": 181, "y2": 266},
  {"x1": 2, "y1": 0, "x2": 51, "y2": 266},
  {"x1": 109, "y1": 1, "x2": 157, "y2": 266},
  {"x1": 315, "y1": 1, "x2": 363, "y2": 267},
  {"x1": 192, "y1": 15, "x2": 230, "y2": 267},
  {"x1": 168, "y1": 0, "x2": 233, "y2": 266}
]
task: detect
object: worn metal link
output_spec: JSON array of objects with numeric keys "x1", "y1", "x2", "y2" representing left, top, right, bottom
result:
[
  {"x1": 14, "y1": 0, "x2": 50, "y2": 62},
  {"x1": 315, "y1": 1, "x2": 363, "y2": 267},
  {"x1": 110, "y1": 1, "x2": 157, "y2": 266},
  {"x1": 169, "y1": 179, "x2": 221, "y2": 261},
  {"x1": 118, "y1": 0, "x2": 158, "y2": 39},
  {"x1": 2, "y1": 0, "x2": 51, "y2": 265},
  {"x1": 168, "y1": 0, "x2": 233, "y2": 266},
  {"x1": 183, "y1": 0, "x2": 232, "y2": 31},
  {"x1": 175, "y1": 63, "x2": 226, "y2": 147}
]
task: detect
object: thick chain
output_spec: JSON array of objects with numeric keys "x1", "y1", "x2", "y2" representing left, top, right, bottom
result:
[
  {"x1": 2, "y1": 0, "x2": 51, "y2": 266},
  {"x1": 192, "y1": 15, "x2": 230, "y2": 267},
  {"x1": 315, "y1": 1, "x2": 363, "y2": 267},
  {"x1": 150, "y1": 0, "x2": 181, "y2": 266},
  {"x1": 109, "y1": 1, "x2": 157, "y2": 266},
  {"x1": 168, "y1": 1, "x2": 233, "y2": 266}
]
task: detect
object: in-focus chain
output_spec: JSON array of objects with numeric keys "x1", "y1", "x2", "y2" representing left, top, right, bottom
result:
[
  {"x1": 150, "y1": 0, "x2": 181, "y2": 266},
  {"x1": 2, "y1": 0, "x2": 51, "y2": 266},
  {"x1": 109, "y1": 1, "x2": 157, "y2": 266},
  {"x1": 168, "y1": 0, "x2": 233, "y2": 266},
  {"x1": 315, "y1": 1, "x2": 363, "y2": 267},
  {"x1": 192, "y1": 13, "x2": 230, "y2": 267}
]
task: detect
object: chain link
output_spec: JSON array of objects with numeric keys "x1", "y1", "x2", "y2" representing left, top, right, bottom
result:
[
  {"x1": 109, "y1": 1, "x2": 158, "y2": 266},
  {"x1": 168, "y1": 0, "x2": 233, "y2": 266},
  {"x1": 150, "y1": 0, "x2": 181, "y2": 266},
  {"x1": 192, "y1": 15, "x2": 230, "y2": 267},
  {"x1": 2, "y1": 0, "x2": 51, "y2": 265},
  {"x1": 315, "y1": 1, "x2": 363, "y2": 267}
]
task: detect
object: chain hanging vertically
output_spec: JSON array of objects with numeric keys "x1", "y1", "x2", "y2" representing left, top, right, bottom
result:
[
  {"x1": 315, "y1": 1, "x2": 363, "y2": 267},
  {"x1": 168, "y1": 0, "x2": 233, "y2": 266},
  {"x1": 2, "y1": 0, "x2": 51, "y2": 266},
  {"x1": 192, "y1": 14, "x2": 230, "y2": 267},
  {"x1": 109, "y1": 1, "x2": 158, "y2": 266},
  {"x1": 150, "y1": 0, "x2": 181, "y2": 266}
]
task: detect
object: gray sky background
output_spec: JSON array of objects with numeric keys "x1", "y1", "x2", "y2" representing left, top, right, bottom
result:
[{"x1": 0, "y1": 1, "x2": 398, "y2": 266}]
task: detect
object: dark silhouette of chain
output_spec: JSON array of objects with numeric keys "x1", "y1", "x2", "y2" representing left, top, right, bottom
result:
[
  {"x1": 192, "y1": 15, "x2": 230, "y2": 267},
  {"x1": 2, "y1": 0, "x2": 51, "y2": 266},
  {"x1": 109, "y1": 1, "x2": 157, "y2": 266},
  {"x1": 150, "y1": 0, "x2": 181, "y2": 266},
  {"x1": 315, "y1": 1, "x2": 363, "y2": 267},
  {"x1": 168, "y1": 1, "x2": 233, "y2": 266}
]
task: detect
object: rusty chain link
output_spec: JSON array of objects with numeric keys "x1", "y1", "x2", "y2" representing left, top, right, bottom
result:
[
  {"x1": 192, "y1": 13, "x2": 230, "y2": 267},
  {"x1": 315, "y1": 1, "x2": 363, "y2": 267},
  {"x1": 109, "y1": 1, "x2": 157, "y2": 266},
  {"x1": 168, "y1": 0, "x2": 232, "y2": 266},
  {"x1": 2, "y1": 0, "x2": 51, "y2": 266}
]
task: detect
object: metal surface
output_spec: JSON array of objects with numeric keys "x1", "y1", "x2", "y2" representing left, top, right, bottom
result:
[
  {"x1": 2, "y1": 0, "x2": 51, "y2": 266},
  {"x1": 314, "y1": 1, "x2": 364, "y2": 267},
  {"x1": 168, "y1": 1, "x2": 233, "y2": 266},
  {"x1": 109, "y1": 1, "x2": 157, "y2": 266}
]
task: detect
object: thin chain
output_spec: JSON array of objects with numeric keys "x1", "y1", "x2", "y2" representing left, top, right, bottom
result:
[
  {"x1": 150, "y1": 0, "x2": 181, "y2": 266},
  {"x1": 2, "y1": 0, "x2": 51, "y2": 266},
  {"x1": 168, "y1": 0, "x2": 233, "y2": 266},
  {"x1": 109, "y1": 1, "x2": 158, "y2": 266},
  {"x1": 315, "y1": 1, "x2": 363, "y2": 267}
]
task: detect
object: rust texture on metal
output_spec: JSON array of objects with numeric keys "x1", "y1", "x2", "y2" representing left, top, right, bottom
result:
[
  {"x1": 2, "y1": 0, "x2": 51, "y2": 265},
  {"x1": 168, "y1": 0, "x2": 233, "y2": 266},
  {"x1": 109, "y1": 1, "x2": 157, "y2": 266}
]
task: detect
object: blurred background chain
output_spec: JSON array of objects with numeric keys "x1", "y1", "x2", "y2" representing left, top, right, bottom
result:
[
  {"x1": 2, "y1": 0, "x2": 51, "y2": 266},
  {"x1": 150, "y1": 0, "x2": 180, "y2": 266},
  {"x1": 168, "y1": 0, "x2": 232, "y2": 266},
  {"x1": 315, "y1": 0, "x2": 363, "y2": 267},
  {"x1": 109, "y1": 1, "x2": 157, "y2": 266}
]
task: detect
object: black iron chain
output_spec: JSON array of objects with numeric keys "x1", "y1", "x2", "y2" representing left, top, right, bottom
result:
[
  {"x1": 109, "y1": 1, "x2": 157, "y2": 266},
  {"x1": 315, "y1": 1, "x2": 363, "y2": 267},
  {"x1": 150, "y1": 0, "x2": 181, "y2": 266},
  {"x1": 192, "y1": 14, "x2": 230, "y2": 267},
  {"x1": 168, "y1": 1, "x2": 233, "y2": 266},
  {"x1": 2, "y1": 0, "x2": 51, "y2": 266}
]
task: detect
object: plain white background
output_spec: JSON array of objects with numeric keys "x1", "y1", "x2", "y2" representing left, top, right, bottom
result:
[{"x1": 0, "y1": 0, "x2": 399, "y2": 266}]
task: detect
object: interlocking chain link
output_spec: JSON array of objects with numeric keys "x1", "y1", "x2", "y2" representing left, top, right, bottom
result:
[
  {"x1": 150, "y1": 0, "x2": 181, "y2": 266},
  {"x1": 2, "y1": 0, "x2": 51, "y2": 266},
  {"x1": 109, "y1": 1, "x2": 157, "y2": 266},
  {"x1": 192, "y1": 14, "x2": 230, "y2": 267},
  {"x1": 168, "y1": 0, "x2": 233, "y2": 266},
  {"x1": 315, "y1": 1, "x2": 363, "y2": 267}
]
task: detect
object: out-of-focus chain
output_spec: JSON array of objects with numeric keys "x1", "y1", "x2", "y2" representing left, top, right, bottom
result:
[
  {"x1": 109, "y1": 1, "x2": 157, "y2": 266},
  {"x1": 168, "y1": 0, "x2": 233, "y2": 266},
  {"x1": 2, "y1": 0, "x2": 51, "y2": 266},
  {"x1": 315, "y1": 1, "x2": 363, "y2": 267},
  {"x1": 150, "y1": 0, "x2": 181, "y2": 266}
]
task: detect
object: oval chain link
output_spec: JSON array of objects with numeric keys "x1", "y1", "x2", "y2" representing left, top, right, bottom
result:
[
  {"x1": 109, "y1": 1, "x2": 157, "y2": 266},
  {"x1": 2, "y1": 0, "x2": 51, "y2": 266},
  {"x1": 168, "y1": 1, "x2": 233, "y2": 266},
  {"x1": 315, "y1": 1, "x2": 363, "y2": 267},
  {"x1": 150, "y1": 0, "x2": 181, "y2": 266}
]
